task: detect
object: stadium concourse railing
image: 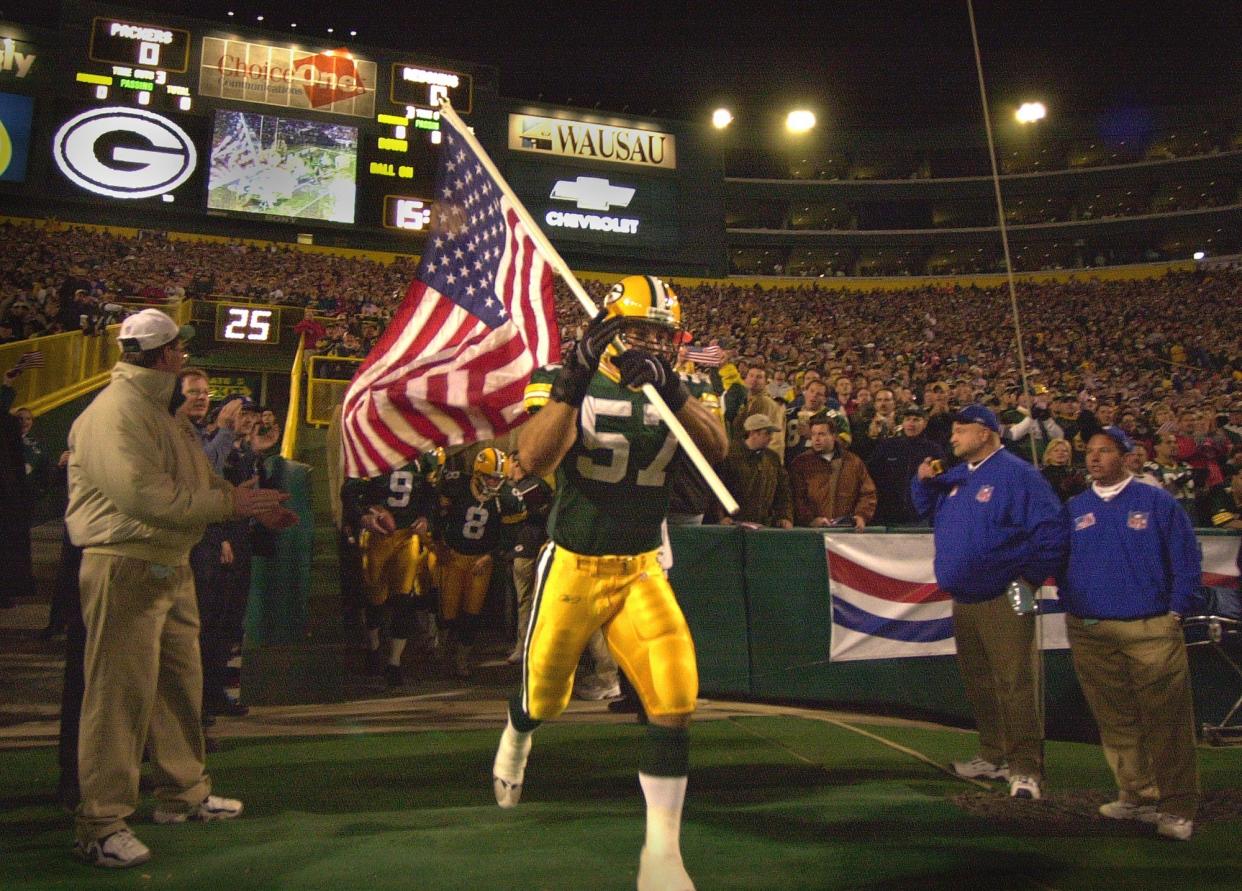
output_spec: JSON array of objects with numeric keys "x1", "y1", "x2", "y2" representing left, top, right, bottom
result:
[
  {"x1": 305, "y1": 354, "x2": 362, "y2": 427},
  {"x1": 0, "y1": 300, "x2": 192, "y2": 416}
]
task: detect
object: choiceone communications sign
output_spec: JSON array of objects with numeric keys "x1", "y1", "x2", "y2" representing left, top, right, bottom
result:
[
  {"x1": 52, "y1": 107, "x2": 196, "y2": 199},
  {"x1": 199, "y1": 37, "x2": 376, "y2": 117},
  {"x1": 508, "y1": 114, "x2": 675, "y2": 169}
]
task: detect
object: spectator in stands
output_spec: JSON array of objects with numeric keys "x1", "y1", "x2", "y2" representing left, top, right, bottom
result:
[
  {"x1": 1041, "y1": 438, "x2": 1089, "y2": 502},
  {"x1": 1147, "y1": 432, "x2": 1199, "y2": 520},
  {"x1": 717, "y1": 414, "x2": 793, "y2": 528},
  {"x1": 1060, "y1": 428, "x2": 1201, "y2": 841},
  {"x1": 867, "y1": 406, "x2": 946, "y2": 526},
  {"x1": 851, "y1": 387, "x2": 900, "y2": 462},
  {"x1": 911, "y1": 404, "x2": 1068, "y2": 801},
  {"x1": 1206, "y1": 462, "x2": 1242, "y2": 531},
  {"x1": 726, "y1": 365, "x2": 786, "y2": 461},
  {"x1": 789, "y1": 415, "x2": 876, "y2": 529},
  {"x1": 65, "y1": 309, "x2": 294, "y2": 867},
  {"x1": 1003, "y1": 393, "x2": 1064, "y2": 462},
  {"x1": 785, "y1": 378, "x2": 829, "y2": 465}
]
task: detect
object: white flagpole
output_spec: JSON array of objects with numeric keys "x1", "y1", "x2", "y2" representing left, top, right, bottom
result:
[{"x1": 437, "y1": 100, "x2": 739, "y2": 516}]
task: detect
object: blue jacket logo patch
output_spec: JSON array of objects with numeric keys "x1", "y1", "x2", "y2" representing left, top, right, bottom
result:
[
  {"x1": 975, "y1": 485, "x2": 993, "y2": 503},
  {"x1": 1074, "y1": 512, "x2": 1095, "y2": 531},
  {"x1": 1127, "y1": 511, "x2": 1149, "y2": 530}
]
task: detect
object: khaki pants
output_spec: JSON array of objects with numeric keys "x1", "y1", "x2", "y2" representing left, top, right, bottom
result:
[
  {"x1": 953, "y1": 596, "x2": 1043, "y2": 778},
  {"x1": 512, "y1": 555, "x2": 537, "y2": 653},
  {"x1": 1066, "y1": 613, "x2": 1200, "y2": 819},
  {"x1": 76, "y1": 554, "x2": 210, "y2": 843}
]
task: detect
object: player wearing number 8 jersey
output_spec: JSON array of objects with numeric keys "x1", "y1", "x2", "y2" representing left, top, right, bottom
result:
[
  {"x1": 492, "y1": 275, "x2": 728, "y2": 891},
  {"x1": 433, "y1": 448, "x2": 526, "y2": 677}
]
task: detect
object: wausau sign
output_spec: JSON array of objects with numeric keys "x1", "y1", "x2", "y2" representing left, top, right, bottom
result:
[{"x1": 508, "y1": 114, "x2": 675, "y2": 170}]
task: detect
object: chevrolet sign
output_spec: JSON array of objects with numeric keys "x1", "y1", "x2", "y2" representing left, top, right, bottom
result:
[{"x1": 546, "y1": 176, "x2": 639, "y2": 235}]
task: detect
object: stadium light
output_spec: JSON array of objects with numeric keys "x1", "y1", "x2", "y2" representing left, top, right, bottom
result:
[
  {"x1": 712, "y1": 108, "x2": 733, "y2": 130},
  {"x1": 1193, "y1": 250, "x2": 1206, "y2": 260},
  {"x1": 256, "y1": 15, "x2": 264, "y2": 22},
  {"x1": 1015, "y1": 102, "x2": 1047, "y2": 124},
  {"x1": 786, "y1": 110, "x2": 816, "y2": 134},
  {"x1": 350, "y1": 30, "x2": 358, "y2": 36}
]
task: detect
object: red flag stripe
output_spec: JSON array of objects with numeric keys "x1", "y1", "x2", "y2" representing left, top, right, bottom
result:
[{"x1": 828, "y1": 551, "x2": 952, "y2": 603}]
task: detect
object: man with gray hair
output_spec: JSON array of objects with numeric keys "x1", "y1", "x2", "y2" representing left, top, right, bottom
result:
[{"x1": 66, "y1": 309, "x2": 295, "y2": 868}]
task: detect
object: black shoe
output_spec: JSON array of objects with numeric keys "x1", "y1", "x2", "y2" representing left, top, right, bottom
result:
[
  {"x1": 39, "y1": 624, "x2": 66, "y2": 640},
  {"x1": 214, "y1": 701, "x2": 250, "y2": 718},
  {"x1": 385, "y1": 664, "x2": 405, "y2": 688},
  {"x1": 365, "y1": 647, "x2": 385, "y2": 676}
]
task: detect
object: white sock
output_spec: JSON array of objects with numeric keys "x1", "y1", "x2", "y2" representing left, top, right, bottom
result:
[
  {"x1": 639, "y1": 772, "x2": 686, "y2": 858},
  {"x1": 367, "y1": 628, "x2": 381, "y2": 650},
  {"x1": 493, "y1": 717, "x2": 533, "y2": 784},
  {"x1": 388, "y1": 638, "x2": 407, "y2": 666}
]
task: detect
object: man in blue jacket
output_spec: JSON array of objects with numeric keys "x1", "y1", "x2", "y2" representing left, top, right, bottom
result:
[
  {"x1": 912, "y1": 405, "x2": 1068, "y2": 800},
  {"x1": 1060, "y1": 427, "x2": 1201, "y2": 841}
]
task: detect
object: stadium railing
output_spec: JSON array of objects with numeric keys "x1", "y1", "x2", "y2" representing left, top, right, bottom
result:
[{"x1": 306, "y1": 354, "x2": 362, "y2": 427}]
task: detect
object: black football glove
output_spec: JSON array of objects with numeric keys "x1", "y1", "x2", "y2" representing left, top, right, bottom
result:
[
  {"x1": 614, "y1": 348, "x2": 690, "y2": 412},
  {"x1": 550, "y1": 311, "x2": 625, "y2": 407}
]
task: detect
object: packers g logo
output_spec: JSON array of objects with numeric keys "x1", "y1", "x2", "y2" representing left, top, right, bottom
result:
[
  {"x1": 0, "y1": 118, "x2": 11, "y2": 177},
  {"x1": 53, "y1": 107, "x2": 196, "y2": 199}
]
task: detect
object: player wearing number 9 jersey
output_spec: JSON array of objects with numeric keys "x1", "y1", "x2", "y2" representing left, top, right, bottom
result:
[
  {"x1": 491, "y1": 275, "x2": 728, "y2": 891},
  {"x1": 433, "y1": 448, "x2": 526, "y2": 678}
]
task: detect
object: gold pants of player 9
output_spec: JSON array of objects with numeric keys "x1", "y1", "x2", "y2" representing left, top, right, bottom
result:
[
  {"x1": 521, "y1": 543, "x2": 698, "y2": 721},
  {"x1": 360, "y1": 527, "x2": 432, "y2": 605}
]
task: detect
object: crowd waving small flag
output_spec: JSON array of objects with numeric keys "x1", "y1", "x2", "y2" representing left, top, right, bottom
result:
[
  {"x1": 13, "y1": 350, "x2": 44, "y2": 371},
  {"x1": 341, "y1": 112, "x2": 560, "y2": 479}
]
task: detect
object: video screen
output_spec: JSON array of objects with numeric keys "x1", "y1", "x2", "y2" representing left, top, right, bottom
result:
[{"x1": 207, "y1": 110, "x2": 357, "y2": 223}]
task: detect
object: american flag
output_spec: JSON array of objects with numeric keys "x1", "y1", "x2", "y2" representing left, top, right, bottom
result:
[
  {"x1": 685, "y1": 343, "x2": 724, "y2": 367},
  {"x1": 340, "y1": 117, "x2": 560, "y2": 478},
  {"x1": 13, "y1": 350, "x2": 44, "y2": 371}
]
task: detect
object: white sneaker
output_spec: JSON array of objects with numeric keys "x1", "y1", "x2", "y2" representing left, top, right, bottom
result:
[
  {"x1": 951, "y1": 757, "x2": 1009, "y2": 781},
  {"x1": 637, "y1": 846, "x2": 695, "y2": 891},
  {"x1": 493, "y1": 775, "x2": 522, "y2": 808},
  {"x1": 492, "y1": 724, "x2": 532, "y2": 809},
  {"x1": 153, "y1": 794, "x2": 243, "y2": 824},
  {"x1": 1008, "y1": 775, "x2": 1041, "y2": 800},
  {"x1": 74, "y1": 829, "x2": 151, "y2": 868},
  {"x1": 1099, "y1": 799, "x2": 1158, "y2": 821},
  {"x1": 575, "y1": 680, "x2": 622, "y2": 701},
  {"x1": 1150, "y1": 813, "x2": 1194, "y2": 841}
]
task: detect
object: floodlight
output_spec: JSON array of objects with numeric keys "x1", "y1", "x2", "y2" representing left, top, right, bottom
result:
[
  {"x1": 1015, "y1": 102, "x2": 1047, "y2": 124},
  {"x1": 786, "y1": 110, "x2": 815, "y2": 133},
  {"x1": 712, "y1": 108, "x2": 733, "y2": 130},
  {"x1": 1193, "y1": 251, "x2": 1206, "y2": 260}
]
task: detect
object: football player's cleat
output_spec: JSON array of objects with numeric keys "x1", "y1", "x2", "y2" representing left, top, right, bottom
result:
[
  {"x1": 471, "y1": 447, "x2": 512, "y2": 501},
  {"x1": 603, "y1": 275, "x2": 682, "y2": 366}
]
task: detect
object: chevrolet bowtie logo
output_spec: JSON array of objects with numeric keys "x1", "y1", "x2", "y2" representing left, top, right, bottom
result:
[{"x1": 549, "y1": 176, "x2": 635, "y2": 212}]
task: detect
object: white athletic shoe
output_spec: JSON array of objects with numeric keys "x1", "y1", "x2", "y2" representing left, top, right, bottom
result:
[
  {"x1": 575, "y1": 679, "x2": 622, "y2": 701},
  {"x1": 1099, "y1": 799, "x2": 1158, "y2": 821},
  {"x1": 1138, "y1": 812, "x2": 1194, "y2": 841},
  {"x1": 74, "y1": 829, "x2": 151, "y2": 868},
  {"x1": 637, "y1": 846, "x2": 695, "y2": 891},
  {"x1": 951, "y1": 757, "x2": 1010, "y2": 781},
  {"x1": 1008, "y1": 775, "x2": 1041, "y2": 800},
  {"x1": 153, "y1": 794, "x2": 243, "y2": 824},
  {"x1": 492, "y1": 723, "x2": 532, "y2": 809},
  {"x1": 493, "y1": 775, "x2": 523, "y2": 808}
]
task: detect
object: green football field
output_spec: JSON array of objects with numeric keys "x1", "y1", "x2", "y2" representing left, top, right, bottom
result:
[{"x1": 2, "y1": 716, "x2": 1240, "y2": 890}]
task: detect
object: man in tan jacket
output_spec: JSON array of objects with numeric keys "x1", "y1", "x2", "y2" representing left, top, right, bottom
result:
[
  {"x1": 66, "y1": 309, "x2": 294, "y2": 868},
  {"x1": 789, "y1": 415, "x2": 877, "y2": 528}
]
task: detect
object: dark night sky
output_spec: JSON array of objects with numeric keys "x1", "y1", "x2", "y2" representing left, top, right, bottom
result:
[{"x1": 4, "y1": 1, "x2": 1240, "y2": 128}]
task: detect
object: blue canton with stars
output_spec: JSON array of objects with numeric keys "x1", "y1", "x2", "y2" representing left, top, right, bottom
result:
[{"x1": 418, "y1": 127, "x2": 511, "y2": 329}]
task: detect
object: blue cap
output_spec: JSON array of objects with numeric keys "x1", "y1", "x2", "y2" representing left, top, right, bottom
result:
[
  {"x1": 951, "y1": 404, "x2": 1000, "y2": 433},
  {"x1": 1100, "y1": 425, "x2": 1134, "y2": 453}
]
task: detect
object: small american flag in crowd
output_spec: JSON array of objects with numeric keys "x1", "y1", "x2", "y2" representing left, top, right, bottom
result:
[
  {"x1": 340, "y1": 113, "x2": 560, "y2": 479},
  {"x1": 13, "y1": 350, "x2": 44, "y2": 371},
  {"x1": 685, "y1": 342, "x2": 724, "y2": 367}
]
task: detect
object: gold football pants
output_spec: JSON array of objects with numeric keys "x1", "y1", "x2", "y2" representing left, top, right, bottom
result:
[
  {"x1": 360, "y1": 527, "x2": 432, "y2": 605},
  {"x1": 438, "y1": 547, "x2": 493, "y2": 620},
  {"x1": 521, "y1": 543, "x2": 698, "y2": 721}
]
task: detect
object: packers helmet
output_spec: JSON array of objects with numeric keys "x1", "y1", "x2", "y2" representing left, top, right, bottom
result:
[
  {"x1": 471, "y1": 447, "x2": 512, "y2": 500},
  {"x1": 420, "y1": 446, "x2": 447, "y2": 485},
  {"x1": 603, "y1": 275, "x2": 682, "y2": 365}
]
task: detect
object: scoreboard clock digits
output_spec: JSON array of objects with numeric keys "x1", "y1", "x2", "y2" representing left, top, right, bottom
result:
[{"x1": 216, "y1": 305, "x2": 278, "y2": 343}]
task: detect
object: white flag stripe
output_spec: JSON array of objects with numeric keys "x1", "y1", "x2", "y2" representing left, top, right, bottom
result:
[
  {"x1": 830, "y1": 581, "x2": 951, "y2": 622},
  {"x1": 830, "y1": 626, "x2": 957, "y2": 662}
]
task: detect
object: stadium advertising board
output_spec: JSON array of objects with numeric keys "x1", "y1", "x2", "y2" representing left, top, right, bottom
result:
[
  {"x1": 0, "y1": 92, "x2": 33, "y2": 182},
  {"x1": 508, "y1": 114, "x2": 675, "y2": 170},
  {"x1": 199, "y1": 36, "x2": 376, "y2": 118},
  {"x1": 50, "y1": 104, "x2": 203, "y2": 202},
  {"x1": 390, "y1": 63, "x2": 471, "y2": 114},
  {"x1": 0, "y1": 29, "x2": 40, "y2": 81},
  {"x1": 206, "y1": 109, "x2": 358, "y2": 224}
]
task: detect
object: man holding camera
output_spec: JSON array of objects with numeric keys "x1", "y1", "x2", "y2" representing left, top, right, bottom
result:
[{"x1": 789, "y1": 413, "x2": 876, "y2": 528}]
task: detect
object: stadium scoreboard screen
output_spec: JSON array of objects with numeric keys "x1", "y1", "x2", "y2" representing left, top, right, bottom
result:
[
  {"x1": 214, "y1": 303, "x2": 280, "y2": 344},
  {"x1": 76, "y1": 14, "x2": 195, "y2": 111}
]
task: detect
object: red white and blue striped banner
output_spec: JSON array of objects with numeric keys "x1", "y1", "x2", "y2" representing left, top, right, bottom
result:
[{"x1": 825, "y1": 533, "x2": 1239, "y2": 662}]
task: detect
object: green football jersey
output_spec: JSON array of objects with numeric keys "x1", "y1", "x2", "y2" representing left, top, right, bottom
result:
[
  {"x1": 541, "y1": 365, "x2": 682, "y2": 555},
  {"x1": 341, "y1": 461, "x2": 435, "y2": 530},
  {"x1": 437, "y1": 470, "x2": 527, "y2": 555}
]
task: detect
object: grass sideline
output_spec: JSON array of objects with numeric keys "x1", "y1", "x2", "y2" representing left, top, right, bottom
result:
[{"x1": 2, "y1": 717, "x2": 1240, "y2": 890}]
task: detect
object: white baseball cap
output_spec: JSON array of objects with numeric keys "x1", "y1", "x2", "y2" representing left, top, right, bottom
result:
[{"x1": 117, "y1": 309, "x2": 195, "y2": 351}]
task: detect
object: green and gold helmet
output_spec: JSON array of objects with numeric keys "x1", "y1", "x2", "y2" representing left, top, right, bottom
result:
[
  {"x1": 471, "y1": 447, "x2": 511, "y2": 500},
  {"x1": 419, "y1": 446, "x2": 447, "y2": 485},
  {"x1": 603, "y1": 274, "x2": 682, "y2": 365}
]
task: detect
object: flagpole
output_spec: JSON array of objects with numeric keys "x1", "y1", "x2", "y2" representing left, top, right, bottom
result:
[{"x1": 437, "y1": 100, "x2": 739, "y2": 516}]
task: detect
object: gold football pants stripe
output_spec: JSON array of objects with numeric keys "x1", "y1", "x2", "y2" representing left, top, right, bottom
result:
[
  {"x1": 521, "y1": 543, "x2": 698, "y2": 721},
  {"x1": 360, "y1": 527, "x2": 431, "y2": 605}
]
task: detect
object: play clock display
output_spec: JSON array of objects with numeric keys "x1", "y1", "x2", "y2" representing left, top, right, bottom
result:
[{"x1": 214, "y1": 304, "x2": 280, "y2": 344}]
